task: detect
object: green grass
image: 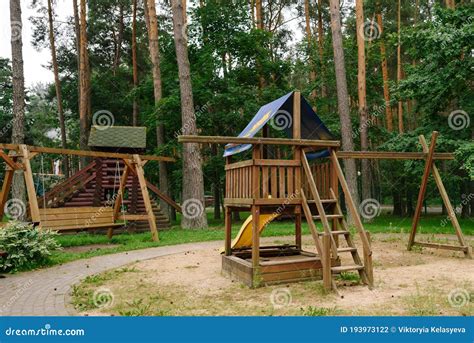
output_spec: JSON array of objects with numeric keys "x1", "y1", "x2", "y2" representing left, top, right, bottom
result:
[{"x1": 8, "y1": 212, "x2": 474, "y2": 272}]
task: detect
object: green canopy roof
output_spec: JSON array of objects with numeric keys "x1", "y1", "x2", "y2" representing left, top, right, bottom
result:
[{"x1": 88, "y1": 126, "x2": 146, "y2": 149}]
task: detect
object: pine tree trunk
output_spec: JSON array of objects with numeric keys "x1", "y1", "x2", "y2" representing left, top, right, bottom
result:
[
  {"x1": 397, "y1": 0, "x2": 403, "y2": 133},
  {"x1": 145, "y1": 0, "x2": 170, "y2": 217},
  {"x1": 79, "y1": 0, "x2": 90, "y2": 167},
  {"x1": 171, "y1": 0, "x2": 208, "y2": 229},
  {"x1": 304, "y1": 0, "x2": 317, "y2": 100},
  {"x1": 317, "y1": 0, "x2": 326, "y2": 97},
  {"x1": 47, "y1": 0, "x2": 69, "y2": 178},
  {"x1": 255, "y1": 0, "x2": 265, "y2": 89},
  {"x1": 72, "y1": 0, "x2": 81, "y2": 141},
  {"x1": 328, "y1": 0, "x2": 360, "y2": 215},
  {"x1": 131, "y1": 0, "x2": 138, "y2": 126},
  {"x1": 113, "y1": 4, "x2": 124, "y2": 75},
  {"x1": 356, "y1": 0, "x2": 370, "y2": 201},
  {"x1": 376, "y1": 11, "x2": 393, "y2": 131},
  {"x1": 9, "y1": 0, "x2": 26, "y2": 216}
]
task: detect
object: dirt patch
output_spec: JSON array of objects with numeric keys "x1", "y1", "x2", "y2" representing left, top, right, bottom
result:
[
  {"x1": 64, "y1": 244, "x2": 120, "y2": 253},
  {"x1": 72, "y1": 234, "x2": 474, "y2": 316}
]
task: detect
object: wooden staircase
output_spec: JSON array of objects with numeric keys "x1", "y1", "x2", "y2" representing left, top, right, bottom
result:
[
  {"x1": 300, "y1": 152, "x2": 373, "y2": 291},
  {"x1": 37, "y1": 159, "x2": 171, "y2": 230}
]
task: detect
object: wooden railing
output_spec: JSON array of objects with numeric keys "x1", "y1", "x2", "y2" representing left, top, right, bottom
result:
[
  {"x1": 302, "y1": 161, "x2": 331, "y2": 199},
  {"x1": 225, "y1": 159, "x2": 300, "y2": 200},
  {"x1": 38, "y1": 162, "x2": 96, "y2": 208}
]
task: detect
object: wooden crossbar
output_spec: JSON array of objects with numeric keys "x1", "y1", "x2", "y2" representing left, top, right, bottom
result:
[{"x1": 178, "y1": 135, "x2": 341, "y2": 147}]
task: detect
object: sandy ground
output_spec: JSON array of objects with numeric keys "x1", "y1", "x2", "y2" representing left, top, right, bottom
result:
[{"x1": 74, "y1": 233, "x2": 474, "y2": 316}]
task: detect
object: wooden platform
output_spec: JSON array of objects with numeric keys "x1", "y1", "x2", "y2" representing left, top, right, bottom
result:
[{"x1": 222, "y1": 246, "x2": 340, "y2": 287}]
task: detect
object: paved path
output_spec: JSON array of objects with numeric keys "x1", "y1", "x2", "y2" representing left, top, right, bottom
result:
[{"x1": 0, "y1": 241, "x2": 221, "y2": 316}]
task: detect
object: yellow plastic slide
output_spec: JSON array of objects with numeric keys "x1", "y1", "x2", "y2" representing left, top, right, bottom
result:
[{"x1": 227, "y1": 213, "x2": 278, "y2": 250}]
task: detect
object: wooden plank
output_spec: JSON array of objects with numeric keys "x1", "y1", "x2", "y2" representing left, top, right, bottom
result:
[
  {"x1": 270, "y1": 167, "x2": 278, "y2": 198},
  {"x1": 39, "y1": 206, "x2": 110, "y2": 214},
  {"x1": 224, "y1": 198, "x2": 254, "y2": 206},
  {"x1": 412, "y1": 241, "x2": 470, "y2": 252},
  {"x1": 19, "y1": 145, "x2": 40, "y2": 222},
  {"x1": 178, "y1": 135, "x2": 341, "y2": 147},
  {"x1": 279, "y1": 166, "x2": 285, "y2": 198},
  {"x1": 251, "y1": 205, "x2": 260, "y2": 277},
  {"x1": 0, "y1": 143, "x2": 174, "y2": 162},
  {"x1": 224, "y1": 207, "x2": 232, "y2": 256},
  {"x1": 417, "y1": 135, "x2": 470, "y2": 258},
  {"x1": 117, "y1": 214, "x2": 149, "y2": 221},
  {"x1": 133, "y1": 154, "x2": 159, "y2": 242},
  {"x1": 224, "y1": 159, "x2": 254, "y2": 170},
  {"x1": 261, "y1": 166, "x2": 268, "y2": 198},
  {"x1": 254, "y1": 159, "x2": 300, "y2": 167},
  {"x1": 41, "y1": 217, "x2": 114, "y2": 227},
  {"x1": 336, "y1": 151, "x2": 454, "y2": 160},
  {"x1": 408, "y1": 132, "x2": 439, "y2": 250},
  {"x1": 44, "y1": 223, "x2": 123, "y2": 231},
  {"x1": 254, "y1": 198, "x2": 301, "y2": 205},
  {"x1": 287, "y1": 167, "x2": 294, "y2": 196}
]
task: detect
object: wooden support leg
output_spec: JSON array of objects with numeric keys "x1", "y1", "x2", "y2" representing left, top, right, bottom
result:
[
  {"x1": 251, "y1": 205, "x2": 260, "y2": 287},
  {"x1": 224, "y1": 207, "x2": 232, "y2": 256},
  {"x1": 19, "y1": 145, "x2": 40, "y2": 223},
  {"x1": 407, "y1": 132, "x2": 438, "y2": 251},
  {"x1": 0, "y1": 168, "x2": 14, "y2": 219},
  {"x1": 109, "y1": 163, "x2": 131, "y2": 239},
  {"x1": 295, "y1": 206, "x2": 302, "y2": 250},
  {"x1": 323, "y1": 233, "x2": 332, "y2": 291},
  {"x1": 133, "y1": 154, "x2": 159, "y2": 242}
]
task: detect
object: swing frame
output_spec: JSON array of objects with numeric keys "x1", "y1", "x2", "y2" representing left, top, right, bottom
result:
[{"x1": 0, "y1": 143, "x2": 178, "y2": 242}]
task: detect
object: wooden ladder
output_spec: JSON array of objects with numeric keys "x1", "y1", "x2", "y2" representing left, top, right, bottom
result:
[{"x1": 300, "y1": 152, "x2": 372, "y2": 291}]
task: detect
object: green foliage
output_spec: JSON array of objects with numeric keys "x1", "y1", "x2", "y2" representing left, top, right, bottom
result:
[
  {"x1": 0, "y1": 221, "x2": 61, "y2": 272},
  {"x1": 301, "y1": 306, "x2": 340, "y2": 316}
]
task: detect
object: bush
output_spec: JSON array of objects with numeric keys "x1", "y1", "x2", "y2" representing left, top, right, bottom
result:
[{"x1": 0, "y1": 221, "x2": 61, "y2": 272}]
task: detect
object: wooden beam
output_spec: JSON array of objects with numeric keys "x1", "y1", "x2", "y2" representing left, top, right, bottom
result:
[
  {"x1": 336, "y1": 151, "x2": 454, "y2": 160},
  {"x1": 0, "y1": 150, "x2": 22, "y2": 169},
  {"x1": 133, "y1": 154, "x2": 159, "y2": 242},
  {"x1": 412, "y1": 241, "x2": 470, "y2": 252},
  {"x1": 224, "y1": 207, "x2": 232, "y2": 256},
  {"x1": 407, "y1": 132, "x2": 439, "y2": 250},
  {"x1": 322, "y1": 233, "x2": 332, "y2": 291},
  {"x1": 178, "y1": 135, "x2": 341, "y2": 148},
  {"x1": 112, "y1": 164, "x2": 131, "y2": 220},
  {"x1": 0, "y1": 143, "x2": 174, "y2": 162},
  {"x1": 19, "y1": 145, "x2": 40, "y2": 223},
  {"x1": 416, "y1": 135, "x2": 471, "y2": 258}
]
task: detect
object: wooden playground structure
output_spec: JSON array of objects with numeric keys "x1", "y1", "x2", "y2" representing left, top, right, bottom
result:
[
  {"x1": 180, "y1": 91, "x2": 471, "y2": 291},
  {"x1": 0, "y1": 137, "x2": 180, "y2": 242}
]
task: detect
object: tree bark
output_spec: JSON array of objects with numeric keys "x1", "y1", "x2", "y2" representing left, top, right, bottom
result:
[
  {"x1": 47, "y1": 0, "x2": 69, "y2": 178},
  {"x1": 397, "y1": 0, "x2": 403, "y2": 133},
  {"x1": 376, "y1": 10, "x2": 393, "y2": 131},
  {"x1": 317, "y1": 0, "x2": 326, "y2": 97},
  {"x1": 131, "y1": 0, "x2": 138, "y2": 126},
  {"x1": 255, "y1": 0, "x2": 265, "y2": 90},
  {"x1": 356, "y1": 0, "x2": 370, "y2": 201},
  {"x1": 328, "y1": 0, "x2": 360, "y2": 214},
  {"x1": 113, "y1": 4, "x2": 124, "y2": 76},
  {"x1": 72, "y1": 0, "x2": 81, "y2": 151},
  {"x1": 145, "y1": 0, "x2": 170, "y2": 217},
  {"x1": 304, "y1": 0, "x2": 317, "y2": 101},
  {"x1": 9, "y1": 0, "x2": 26, "y2": 215},
  {"x1": 171, "y1": 0, "x2": 208, "y2": 229},
  {"x1": 79, "y1": 0, "x2": 90, "y2": 167}
]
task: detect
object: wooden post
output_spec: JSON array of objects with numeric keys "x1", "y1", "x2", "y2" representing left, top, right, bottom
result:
[
  {"x1": 293, "y1": 91, "x2": 303, "y2": 251},
  {"x1": 407, "y1": 132, "x2": 438, "y2": 250},
  {"x1": 224, "y1": 206, "x2": 232, "y2": 256},
  {"x1": 108, "y1": 162, "x2": 131, "y2": 239},
  {"x1": 417, "y1": 135, "x2": 471, "y2": 258},
  {"x1": 322, "y1": 233, "x2": 332, "y2": 291},
  {"x1": 133, "y1": 154, "x2": 159, "y2": 242},
  {"x1": 295, "y1": 206, "x2": 302, "y2": 249},
  {"x1": 0, "y1": 168, "x2": 15, "y2": 218},
  {"x1": 251, "y1": 204, "x2": 260, "y2": 286},
  {"x1": 19, "y1": 145, "x2": 40, "y2": 223},
  {"x1": 93, "y1": 158, "x2": 103, "y2": 206},
  {"x1": 330, "y1": 148, "x2": 339, "y2": 245}
]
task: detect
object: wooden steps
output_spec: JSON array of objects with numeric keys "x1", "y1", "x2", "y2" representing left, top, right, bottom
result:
[{"x1": 331, "y1": 264, "x2": 364, "y2": 273}]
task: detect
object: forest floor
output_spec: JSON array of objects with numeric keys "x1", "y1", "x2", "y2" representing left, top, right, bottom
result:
[{"x1": 71, "y1": 233, "x2": 474, "y2": 316}]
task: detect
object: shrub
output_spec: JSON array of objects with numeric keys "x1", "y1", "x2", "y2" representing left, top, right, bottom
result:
[{"x1": 0, "y1": 221, "x2": 61, "y2": 272}]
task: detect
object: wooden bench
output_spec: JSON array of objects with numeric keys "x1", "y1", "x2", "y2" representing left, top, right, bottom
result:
[{"x1": 39, "y1": 207, "x2": 124, "y2": 231}]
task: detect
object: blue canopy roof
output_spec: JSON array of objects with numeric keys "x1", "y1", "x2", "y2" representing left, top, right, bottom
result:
[{"x1": 224, "y1": 91, "x2": 335, "y2": 157}]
